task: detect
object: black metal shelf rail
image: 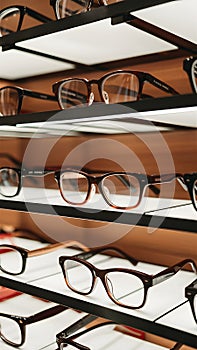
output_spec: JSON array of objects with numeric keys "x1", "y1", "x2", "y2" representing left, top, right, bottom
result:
[
  {"x1": 0, "y1": 94, "x2": 196, "y2": 127},
  {"x1": 0, "y1": 200, "x2": 196, "y2": 233},
  {"x1": 0, "y1": 0, "x2": 176, "y2": 50},
  {"x1": 0, "y1": 275, "x2": 196, "y2": 348}
]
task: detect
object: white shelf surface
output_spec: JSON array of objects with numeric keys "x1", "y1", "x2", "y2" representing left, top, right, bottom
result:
[{"x1": 0, "y1": 187, "x2": 194, "y2": 219}]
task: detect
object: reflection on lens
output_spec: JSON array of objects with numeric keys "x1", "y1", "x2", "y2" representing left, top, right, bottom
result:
[
  {"x1": 60, "y1": 171, "x2": 89, "y2": 204},
  {"x1": 192, "y1": 60, "x2": 197, "y2": 93},
  {"x1": 193, "y1": 179, "x2": 197, "y2": 210},
  {"x1": 0, "y1": 316, "x2": 22, "y2": 345},
  {"x1": 102, "y1": 72, "x2": 140, "y2": 103},
  {"x1": 101, "y1": 174, "x2": 140, "y2": 209},
  {"x1": 56, "y1": 0, "x2": 90, "y2": 18},
  {"x1": 0, "y1": 87, "x2": 20, "y2": 116},
  {"x1": 0, "y1": 168, "x2": 19, "y2": 197},
  {"x1": 58, "y1": 79, "x2": 89, "y2": 109},
  {"x1": 0, "y1": 246, "x2": 23, "y2": 274},
  {"x1": 194, "y1": 294, "x2": 197, "y2": 321},
  {"x1": 105, "y1": 271, "x2": 144, "y2": 308},
  {"x1": 64, "y1": 259, "x2": 93, "y2": 294},
  {"x1": 0, "y1": 8, "x2": 20, "y2": 36}
]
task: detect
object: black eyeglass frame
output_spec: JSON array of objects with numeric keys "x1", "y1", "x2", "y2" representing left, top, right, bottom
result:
[
  {"x1": 0, "y1": 304, "x2": 67, "y2": 347},
  {"x1": 52, "y1": 70, "x2": 179, "y2": 110},
  {"x1": 183, "y1": 56, "x2": 197, "y2": 94},
  {"x1": 0, "y1": 5, "x2": 51, "y2": 36},
  {"x1": 59, "y1": 247, "x2": 197, "y2": 310},
  {"x1": 185, "y1": 278, "x2": 197, "y2": 324},
  {"x1": 0, "y1": 86, "x2": 57, "y2": 116},
  {"x1": 50, "y1": 0, "x2": 106, "y2": 20}
]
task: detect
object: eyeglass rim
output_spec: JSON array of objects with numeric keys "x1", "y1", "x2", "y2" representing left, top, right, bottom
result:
[
  {"x1": 0, "y1": 244, "x2": 28, "y2": 275},
  {"x1": 183, "y1": 173, "x2": 197, "y2": 211},
  {"x1": 0, "y1": 86, "x2": 23, "y2": 116},
  {"x1": 0, "y1": 312, "x2": 26, "y2": 346},
  {"x1": 0, "y1": 167, "x2": 22, "y2": 198},
  {"x1": 183, "y1": 56, "x2": 197, "y2": 93},
  {"x1": 185, "y1": 278, "x2": 197, "y2": 324},
  {"x1": 59, "y1": 255, "x2": 150, "y2": 309}
]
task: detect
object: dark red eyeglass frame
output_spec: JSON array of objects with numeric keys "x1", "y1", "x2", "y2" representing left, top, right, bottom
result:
[
  {"x1": 0, "y1": 305, "x2": 67, "y2": 347},
  {"x1": 52, "y1": 70, "x2": 179, "y2": 110},
  {"x1": 59, "y1": 247, "x2": 197, "y2": 310}
]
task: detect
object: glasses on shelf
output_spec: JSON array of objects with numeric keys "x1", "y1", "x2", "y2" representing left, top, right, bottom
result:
[
  {"x1": 0, "y1": 304, "x2": 67, "y2": 347},
  {"x1": 0, "y1": 240, "x2": 89, "y2": 276},
  {"x1": 183, "y1": 56, "x2": 197, "y2": 94},
  {"x1": 185, "y1": 278, "x2": 197, "y2": 324},
  {"x1": 0, "y1": 167, "x2": 186, "y2": 209},
  {"x1": 59, "y1": 247, "x2": 197, "y2": 310},
  {"x1": 52, "y1": 70, "x2": 179, "y2": 109},
  {"x1": 0, "y1": 6, "x2": 51, "y2": 36},
  {"x1": 0, "y1": 167, "x2": 195, "y2": 210},
  {"x1": 50, "y1": 0, "x2": 121, "y2": 19},
  {"x1": 0, "y1": 86, "x2": 57, "y2": 117}
]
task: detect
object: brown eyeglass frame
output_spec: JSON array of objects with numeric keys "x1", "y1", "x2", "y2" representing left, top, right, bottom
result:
[
  {"x1": 0, "y1": 240, "x2": 89, "y2": 276},
  {"x1": 59, "y1": 247, "x2": 197, "y2": 310},
  {"x1": 0, "y1": 304, "x2": 67, "y2": 347},
  {"x1": 52, "y1": 70, "x2": 179, "y2": 110}
]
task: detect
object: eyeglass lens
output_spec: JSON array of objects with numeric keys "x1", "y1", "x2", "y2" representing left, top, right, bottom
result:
[
  {"x1": 64, "y1": 260, "x2": 145, "y2": 308},
  {"x1": 0, "y1": 8, "x2": 21, "y2": 36},
  {"x1": 0, "y1": 168, "x2": 20, "y2": 197},
  {"x1": 0, "y1": 88, "x2": 20, "y2": 116},
  {"x1": 58, "y1": 80, "x2": 89, "y2": 109},
  {"x1": 0, "y1": 316, "x2": 22, "y2": 346},
  {"x1": 56, "y1": 0, "x2": 90, "y2": 18},
  {"x1": 192, "y1": 60, "x2": 197, "y2": 93},
  {"x1": 60, "y1": 172, "x2": 89, "y2": 204},
  {"x1": 0, "y1": 246, "x2": 23, "y2": 274}
]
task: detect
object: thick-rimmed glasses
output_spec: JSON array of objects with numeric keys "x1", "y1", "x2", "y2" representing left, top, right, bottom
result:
[
  {"x1": 183, "y1": 56, "x2": 197, "y2": 93},
  {"x1": 50, "y1": 0, "x2": 121, "y2": 19},
  {"x1": 0, "y1": 304, "x2": 67, "y2": 347},
  {"x1": 52, "y1": 70, "x2": 179, "y2": 109},
  {"x1": 0, "y1": 86, "x2": 57, "y2": 117},
  {"x1": 59, "y1": 247, "x2": 197, "y2": 310},
  {"x1": 0, "y1": 240, "x2": 88, "y2": 276},
  {"x1": 185, "y1": 278, "x2": 197, "y2": 324},
  {"x1": 0, "y1": 167, "x2": 188, "y2": 210},
  {"x1": 0, "y1": 6, "x2": 51, "y2": 36}
]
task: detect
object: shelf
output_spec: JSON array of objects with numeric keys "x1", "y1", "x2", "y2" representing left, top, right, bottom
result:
[
  {"x1": 0, "y1": 243, "x2": 196, "y2": 347},
  {"x1": 0, "y1": 95, "x2": 196, "y2": 128},
  {"x1": 0, "y1": 188, "x2": 196, "y2": 233}
]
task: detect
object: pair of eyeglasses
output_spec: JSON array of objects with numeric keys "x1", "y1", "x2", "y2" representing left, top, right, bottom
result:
[
  {"x1": 53, "y1": 70, "x2": 179, "y2": 109},
  {"x1": 0, "y1": 86, "x2": 57, "y2": 117},
  {"x1": 185, "y1": 278, "x2": 197, "y2": 325},
  {"x1": 0, "y1": 304, "x2": 68, "y2": 347},
  {"x1": 0, "y1": 240, "x2": 88, "y2": 276},
  {"x1": 56, "y1": 318, "x2": 184, "y2": 350},
  {"x1": 183, "y1": 56, "x2": 197, "y2": 94},
  {"x1": 59, "y1": 247, "x2": 197, "y2": 310},
  {"x1": 0, "y1": 167, "x2": 191, "y2": 210},
  {"x1": 0, "y1": 6, "x2": 51, "y2": 36}
]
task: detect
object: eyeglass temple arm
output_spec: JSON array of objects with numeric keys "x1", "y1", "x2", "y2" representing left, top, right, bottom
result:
[
  {"x1": 152, "y1": 259, "x2": 197, "y2": 286},
  {"x1": 28, "y1": 240, "x2": 89, "y2": 257},
  {"x1": 149, "y1": 173, "x2": 186, "y2": 187},
  {"x1": 56, "y1": 314, "x2": 97, "y2": 340},
  {"x1": 25, "y1": 305, "x2": 68, "y2": 325},
  {"x1": 170, "y1": 343, "x2": 183, "y2": 350},
  {"x1": 145, "y1": 73, "x2": 179, "y2": 96},
  {"x1": 23, "y1": 88, "x2": 57, "y2": 101},
  {"x1": 75, "y1": 246, "x2": 138, "y2": 266}
]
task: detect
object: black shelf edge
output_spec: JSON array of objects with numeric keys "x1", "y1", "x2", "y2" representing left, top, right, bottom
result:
[
  {"x1": 0, "y1": 276, "x2": 196, "y2": 348},
  {"x1": 0, "y1": 94, "x2": 196, "y2": 127},
  {"x1": 0, "y1": 0, "x2": 175, "y2": 48},
  {"x1": 0, "y1": 200, "x2": 196, "y2": 233}
]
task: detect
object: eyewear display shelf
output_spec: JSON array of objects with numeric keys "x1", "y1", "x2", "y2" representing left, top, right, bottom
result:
[{"x1": 0, "y1": 0, "x2": 197, "y2": 349}]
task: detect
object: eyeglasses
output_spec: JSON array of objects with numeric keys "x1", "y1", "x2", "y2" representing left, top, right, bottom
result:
[
  {"x1": 0, "y1": 6, "x2": 51, "y2": 36},
  {"x1": 0, "y1": 167, "x2": 187, "y2": 210},
  {"x1": 0, "y1": 304, "x2": 67, "y2": 347},
  {"x1": 0, "y1": 86, "x2": 57, "y2": 117},
  {"x1": 50, "y1": 0, "x2": 121, "y2": 19},
  {"x1": 185, "y1": 278, "x2": 197, "y2": 325},
  {"x1": 183, "y1": 56, "x2": 197, "y2": 94},
  {"x1": 0, "y1": 240, "x2": 89, "y2": 275},
  {"x1": 52, "y1": 70, "x2": 179, "y2": 109},
  {"x1": 59, "y1": 247, "x2": 197, "y2": 310}
]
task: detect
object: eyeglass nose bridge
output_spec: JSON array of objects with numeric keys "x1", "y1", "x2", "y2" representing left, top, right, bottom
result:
[{"x1": 87, "y1": 79, "x2": 106, "y2": 104}]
